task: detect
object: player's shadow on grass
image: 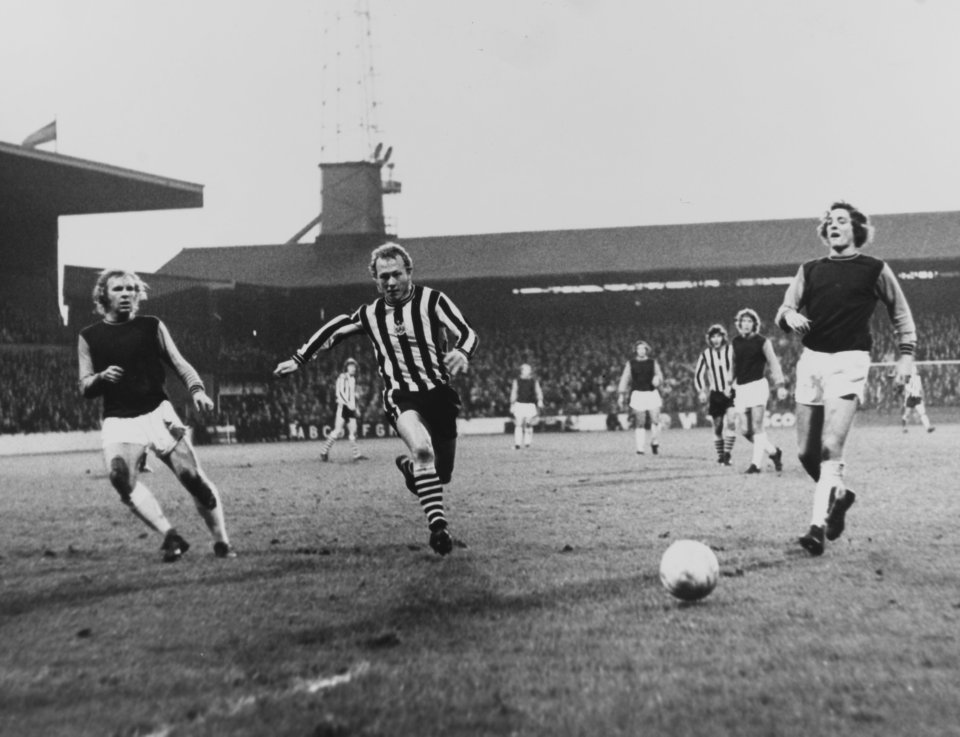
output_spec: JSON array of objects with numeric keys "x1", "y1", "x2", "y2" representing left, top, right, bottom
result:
[{"x1": 260, "y1": 565, "x2": 730, "y2": 658}]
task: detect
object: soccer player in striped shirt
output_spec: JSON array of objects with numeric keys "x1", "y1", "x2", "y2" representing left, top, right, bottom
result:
[
  {"x1": 318, "y1": 358, "x2": 367, "y2": 462},
  {"x1": 78, "y1": 270, "x2": 235, "y2": 562},
  {"x1": 274, "y1": 243, "x2": 479, "y2": 555},
  {"x1": 694, "y1": 324, "x2": 737, "y2": 465},
  {"x1": 777, "y1": 201, "x2": 917, "y2": 556}
]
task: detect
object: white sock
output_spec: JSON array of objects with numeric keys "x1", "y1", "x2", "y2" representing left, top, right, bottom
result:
[
  {"x1": 812, "y1": 460, "x2": 844, "y2": 526},
  {"x1": 635, "y1": 428, "x2": 646, "y2": 451},
  {"x1": 752, "y1": 433, "x2": 768, "y2": 466},
  {"x1": 523, "y1": 427, "x2": 533, "y2": 446},
  {"x1": 514, "y1": 425, "x2": 523, "y2": 447},
  {"x1": 127, "y1": 482, "x2": 172, "y2": 534}
]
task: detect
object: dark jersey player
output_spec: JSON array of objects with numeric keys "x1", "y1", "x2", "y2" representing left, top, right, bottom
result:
[
  {"x1": 78, "y1": 269, "x2": 234, "y2": 562},
  {"x1": 618, "y1": 340, "x2": 664, "y2": 455},
  {"x1": 776, "y1": 201, "x2": 917, "y2": 556},
  {"x1": 510, "y1": 363, "x2": 544, "y2": 449},
  {"x1": 274, "y1": 242, "x2": 479, "y2": 556},
  {"x1": 731, "y1": 309, "x2": 788, "y2": 474}
]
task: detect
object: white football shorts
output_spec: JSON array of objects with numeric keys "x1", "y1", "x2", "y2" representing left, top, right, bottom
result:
[
  {"x1": 629, "y1": 390, "x2": 662, "y2": 413},
  {"x1": 733, "y1": 379, "x2": 770, "y2": 411},
  {"x1": 101, "y1": 400, "x2": 187, "y2": 457},
  {"x1": 794, "y1": 348, "x2": 870, "y2": 406},
  {"x1": 512, "y1": 402, "x2": 539, "y2": 423}
]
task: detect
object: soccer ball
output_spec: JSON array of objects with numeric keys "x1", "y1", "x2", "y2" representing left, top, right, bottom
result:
[{"x1": 659, "y1": 540, "x2": 719, "y2": 601}]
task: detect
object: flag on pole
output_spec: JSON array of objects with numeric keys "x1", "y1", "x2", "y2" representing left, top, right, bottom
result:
[{"x1": 22, "y1": 120, "x2": 57, "y2": 149}]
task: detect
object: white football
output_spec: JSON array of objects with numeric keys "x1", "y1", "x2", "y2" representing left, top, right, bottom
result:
[{"x1": 659, "y1": 539, "x2": 719, "y2": 601}]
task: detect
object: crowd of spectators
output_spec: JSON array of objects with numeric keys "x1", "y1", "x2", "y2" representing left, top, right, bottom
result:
[
  {"x1": 0, "y1": 301, "x2": 68, "y2": 345},
  {"x1": 3, "y1": 304, "x2": 959, "y2": 437}
]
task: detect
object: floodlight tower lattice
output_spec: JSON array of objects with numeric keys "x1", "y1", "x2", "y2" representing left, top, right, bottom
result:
[{"x1": 315, "y1": 0, "x2": 400, "y2": 241}]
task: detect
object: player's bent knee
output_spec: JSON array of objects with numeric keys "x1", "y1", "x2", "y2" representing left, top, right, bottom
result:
[
  {"x1": 108, "y1": 458, "x2": 133, "y2": 501},
  {"x1": 180, "y1": 470, "x2": 218, "y2": 510}
]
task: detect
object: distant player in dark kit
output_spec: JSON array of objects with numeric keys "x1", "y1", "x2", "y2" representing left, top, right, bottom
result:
[
  {"x1": 77, "y1": 269, "x2": 235, "y2": 562},
  {"x1": 618, "y1": 340, "x2": 664, "y2": 455},
  {"x1": 732, "y1": 308, "x2": 788, "y2": 474},
  {"x1": 319, "y1": 358, "x2": 367, "y2": 461},
  {"x1": 900, "y1": 367, "x2": 934, "y2": 434},
  {"x1": 777, "y1": 201, "x2": 917, "y2": 556},
  {"x1": 274, "y1": 242, "x2": 479, "y2": 555},
  {"x1": 694, "y1": 324, "x2": 737, "y2": 465},
  {"x1": 510, "y1": 363, "x2": 544, "y2": 449}
]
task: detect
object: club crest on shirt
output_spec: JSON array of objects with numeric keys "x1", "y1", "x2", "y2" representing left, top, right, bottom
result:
[{"x1": 393, "y1": 315, "x2": 406, "y2": 336}]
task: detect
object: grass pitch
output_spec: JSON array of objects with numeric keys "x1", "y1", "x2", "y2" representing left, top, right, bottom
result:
[{"x1": 2, "y1": 423, "x2": 960, "y2": 737}]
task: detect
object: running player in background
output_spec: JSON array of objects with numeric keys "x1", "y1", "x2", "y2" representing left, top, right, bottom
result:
[
  {"x1": 901, "y1": 367, "x2": 935, "y2": 433},
  {"x1": 510, "y1": 363, "x2": 544, "y2": 449},
  {"x1": 274, "y1": 242, "x2": 478, "y2": 556},
  {"x1": 618, "y1": 340, "x2": 664, "y2": 455},
  {"x1": 694, "y1": 324, "x2": 737, "y2": 466},
  {"x1": 732, "y1": 308, "x2": 788, "y2": 474},
  {"x1": 78, "y1": 269, "x2": 235, "y2": 562},
  {"x1": 777, "y1": 201, "x2": 917, "y2": 556},
  {"x1": 319, "y1": 358, "x2": 367, "y2": 462}
]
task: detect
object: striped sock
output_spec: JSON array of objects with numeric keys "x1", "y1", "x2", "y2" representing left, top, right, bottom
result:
[
  {"x1": 413, "y1": 465, "x2": 446, "y2": 530},
  {"x1": 714, "y1": 437, "x2": 724, "y2": 460},
  {"x1": 723, "y1": 435, "x2": 736, "y2": 455},
  {"x1": 320, "y1": 436, "x2": 335, "y2": 455}
]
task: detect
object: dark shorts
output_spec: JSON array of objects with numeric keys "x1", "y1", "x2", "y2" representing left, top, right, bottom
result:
[
  {"x1": 338, "y1": 405, "x2": 357, "y2": 421},
  {"x1": 708, "y1": 390, "x2": 734, "y2": 419},
  {"x1": 905, "y1": 396, "x2": 922, "y2": 409},
  {"x1": 389, "y1": 384, "x2": 461, "y2": 440}
]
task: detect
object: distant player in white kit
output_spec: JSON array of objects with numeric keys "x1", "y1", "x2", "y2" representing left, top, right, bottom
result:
[
  {"x1": 618, "y1": 340, "x2": 664, "y2": 455},
  {"x1": 901, "y1": 367, "x2": 934, "y2": 433},
  {"x1": 319, "y1": 358, "x2": 367, "y2": 461},
  {"x1": 510, "y1": 363, "x2": 544, "y2": 449}
]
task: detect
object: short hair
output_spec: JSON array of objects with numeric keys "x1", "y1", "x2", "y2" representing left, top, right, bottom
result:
[
  {"x1": 369, "y1": 242, "x2": 413, "y2": 278},
  {"x1": 634, "y1": 340, "x2": 651, "y2": 353},
  {"x1": 735, "y1": 308, "x2": 760, "y2": 333},
  {"x1": 818, "y1": 201, "x2": 873, "y2": 248},
  {"x1": 92, "y1": 269, "x2": 148, "y2": 316},
  {"x1": 706, "y1": 323, "x2": 728, "y2": 343},
  {"x1": 343, "y1": 358, "x2": 358, "y2": 370}
]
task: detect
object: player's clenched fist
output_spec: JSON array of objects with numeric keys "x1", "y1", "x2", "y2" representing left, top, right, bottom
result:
[{"x1": 273, "y1": 359, "x2": 299, "y2": 377}]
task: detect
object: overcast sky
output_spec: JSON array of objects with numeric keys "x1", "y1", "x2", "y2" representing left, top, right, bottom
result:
[{"x1": 3, "y1": 0, "x2": 959, "y2": 274}]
